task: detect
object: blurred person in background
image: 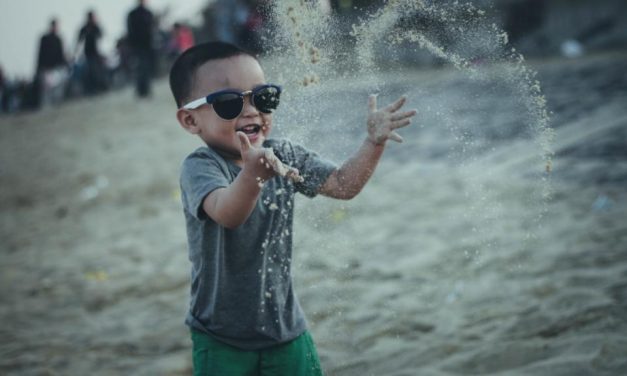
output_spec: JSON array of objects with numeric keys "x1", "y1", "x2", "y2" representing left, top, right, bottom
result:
[
  {"x1": 212, "y1": 0, "x2": 247, "y2": 45},
  {"x1": 239, "y1": 0, "x2": 266, "y2": 54},
  {"x1": 168, "y1": 22, "x2": 195, "y2": 59},
  {"x1": 201, "y1": 0, "x2": 271, "y2": 54},
  {"x1": 77, "y1": 10, "x2": 108, "y2": 95},
  {"x1": 0, "y1": 65, "x2": 28, "y2": 114},
  {"x1": 110, "y1": 36, "x2": 133, "y2": 89},
  {"x1": 0, "y1": 65, "x2": 6, "y2": 113},
  {"x1": 127, "y1": 0, "x2": 155, "y2": 98},
  {"x1": 35, "y1": 18, "x2": 69, "y2": 108}
]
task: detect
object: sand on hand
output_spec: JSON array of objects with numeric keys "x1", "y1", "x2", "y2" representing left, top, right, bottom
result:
[{"x1": 262, "y1": 147, "x2": 304, "y2": 183}]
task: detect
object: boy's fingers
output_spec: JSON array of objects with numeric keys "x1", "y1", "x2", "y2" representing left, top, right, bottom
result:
[
  {"x1": 286, "y1": 168, "x2": 304, "y2": 183},
  {"x1": 368, "y1": 94, "x2": 377, "y2": 113},
  {"x1": 264, "y1": 148, "x2": 278, "y2": 164},
  {"x1": 391, "y1": 118, "x2": 412, "y2": 130},
  {"x1": 390, "y1": 110, "x2": 416, "y2": 122},
  {"x1": 385, "y1": 96, "x2": 407, "y2": 113},
  {"x1": 388, "y1": 131, "x2": 404, "y2": 143},
  {"x1": 263, "y1": 148, "x2": 285, "y2": 174},
  {"x1": 237, "y1": 132, "x2": 251, "y2": 153}
]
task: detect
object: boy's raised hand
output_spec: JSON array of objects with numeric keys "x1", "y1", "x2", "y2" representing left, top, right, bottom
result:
[
  {"x1": 237, "y1": 132, "x2": 303, "y2": 185},
  {"x1": 367, "y1": 95, "x2": 417, "y2": 145}
]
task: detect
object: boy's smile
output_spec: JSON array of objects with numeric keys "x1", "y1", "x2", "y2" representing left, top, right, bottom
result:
[
  {"x1": 179, "y1": 54, "x2": 273, "y2": 163},
  {"x1": 236, "y1": 123, "x2": 263, "y2": 143}
]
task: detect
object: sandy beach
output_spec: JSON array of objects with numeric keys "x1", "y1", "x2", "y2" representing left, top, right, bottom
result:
[{"x1": 1, "y1": 50, "x2": 626, "y2": 375}]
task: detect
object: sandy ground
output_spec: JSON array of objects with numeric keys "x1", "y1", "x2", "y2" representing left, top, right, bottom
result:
[{"x1": 1, "y1": 52, "x2": 626, "y2": 375}]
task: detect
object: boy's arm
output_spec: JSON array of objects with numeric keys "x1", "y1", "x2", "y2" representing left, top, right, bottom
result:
[
  {"x1": 319, "y1": 95, "x2": 416, "y2": 200},
  {"x1": 202, "y1": 132, "x2": 300, "y2": 228}
]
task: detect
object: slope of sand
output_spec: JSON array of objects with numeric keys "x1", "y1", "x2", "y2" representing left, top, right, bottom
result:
[{"x1": 1, "y1": 52, "x2": 626, "y2": 375}]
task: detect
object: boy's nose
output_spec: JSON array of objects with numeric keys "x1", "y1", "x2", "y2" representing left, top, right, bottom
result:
[{"x1": 240, "y1": 96, "x2": 260, "y2": 118}]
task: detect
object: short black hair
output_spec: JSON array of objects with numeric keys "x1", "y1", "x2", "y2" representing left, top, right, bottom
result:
[{"x1": 169, "y1": 41, "x2": 255, "y2": 108}]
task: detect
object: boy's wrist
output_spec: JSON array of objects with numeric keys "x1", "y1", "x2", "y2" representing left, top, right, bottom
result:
[
  {"x1": 366, "y1": 135, "x2": 386, "y2": 147},
  {"x1": 239, "y1": 166, "x2": 266, "y2": 190}
]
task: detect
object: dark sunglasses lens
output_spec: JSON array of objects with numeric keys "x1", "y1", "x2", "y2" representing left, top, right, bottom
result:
[
  {"x1": 213, "y1": 94, "x2": 243, "y2": 119},
  {"x1": 253, "y1": 87, "x2": 281, "y2": 113}
]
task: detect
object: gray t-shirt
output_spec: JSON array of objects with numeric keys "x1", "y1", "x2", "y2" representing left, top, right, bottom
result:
[{"x1": 180, "y1": 138, "x2": 336, "y2": 350}]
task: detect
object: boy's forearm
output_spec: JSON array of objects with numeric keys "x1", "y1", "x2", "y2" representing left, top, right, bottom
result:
[
  {"x1": 320, "y1": 137, "x2": 385, "y2": 199},
  {"x1": 203, "y1": 167, "x2": 262, "y2": 228}
]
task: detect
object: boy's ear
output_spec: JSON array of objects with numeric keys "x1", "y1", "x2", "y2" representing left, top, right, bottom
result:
[{"x1": 176, "y1": 108, "x2": 200, "y2": 134}]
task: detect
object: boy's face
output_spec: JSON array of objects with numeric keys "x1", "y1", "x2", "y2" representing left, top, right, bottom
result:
[{"x1": 178, "y1": 55, "x2": 273, "y2": 161}]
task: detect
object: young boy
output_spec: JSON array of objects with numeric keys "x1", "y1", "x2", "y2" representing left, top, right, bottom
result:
[{"x1": 170, "y1": 41, "x2": 416, "y2": 375}]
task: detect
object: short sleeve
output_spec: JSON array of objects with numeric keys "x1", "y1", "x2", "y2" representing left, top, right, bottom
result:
[
  {"x1": 180, "y1": 149, "x2": 231, "y2": 220},
  {"x1": 270, "y1": 140, "x2": 337, "y2": 198}
]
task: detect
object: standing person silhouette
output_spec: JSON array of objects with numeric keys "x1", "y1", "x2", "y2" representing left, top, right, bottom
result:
[
  {"x1": 127, "y1": 0, "x2": 155, "y2": 98},
  {"x1": 0, "y1": 65, "x2": 7, "y2": 113},
  {"x1": 35, "y1": 18, "x2": 68, "y2": 107},
  {"x1": 77, "y1": 10, "x2": 106, "y2": 94}
]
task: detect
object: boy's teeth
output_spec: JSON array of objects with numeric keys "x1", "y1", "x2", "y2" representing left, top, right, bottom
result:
[{"x1": 240, "y1": 125, "x2": 259, "y2": 134}]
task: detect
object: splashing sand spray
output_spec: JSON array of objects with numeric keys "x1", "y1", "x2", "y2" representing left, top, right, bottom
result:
[
  {"x1": 268, "y1": 0, "x2": 552, "y2": 171},
  {"x1": 263, "y1": 0, "x2": 554, "y2": 287}
]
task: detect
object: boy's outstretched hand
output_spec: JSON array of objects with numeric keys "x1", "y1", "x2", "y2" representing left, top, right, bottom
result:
[
  {"x1": 367, "y1": 95, "x2": 417, "y2": 145},
  {"x1": 237, "y1": 132, "x2": 303, "y2": 185}
]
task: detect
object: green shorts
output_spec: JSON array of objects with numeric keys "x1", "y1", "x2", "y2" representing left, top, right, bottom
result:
[{"x1": 191, "y1": 329, "x2": 323, "y2": 376}]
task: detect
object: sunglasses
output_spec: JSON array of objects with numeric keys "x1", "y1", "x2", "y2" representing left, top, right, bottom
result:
[{"x1": 182, "y1": 84, "x2": 282, "y2": 120}]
